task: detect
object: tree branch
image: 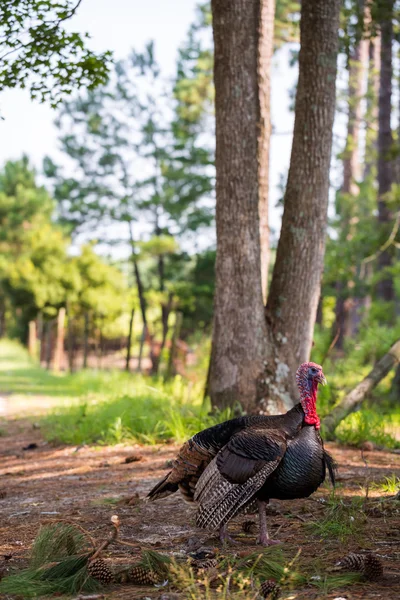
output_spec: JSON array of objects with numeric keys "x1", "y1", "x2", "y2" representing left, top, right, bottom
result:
[
  {"x1": 360, "y1": 211, "x2": 400, "y2": 278},
  {"x1": 323, "y1": 338, "x2": 400, "y2": 436}
]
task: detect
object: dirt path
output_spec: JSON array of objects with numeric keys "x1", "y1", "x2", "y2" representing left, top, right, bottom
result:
[{"x1": 0, "y1": 418, "x2": 400, "y2": 599}]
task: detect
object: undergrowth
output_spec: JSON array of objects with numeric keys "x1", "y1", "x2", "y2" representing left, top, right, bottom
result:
[
  {"x1": 1, "y1": 338, "x2": 400, "y2": 448},
  {"x1": 40, "y1": 377, "x2": 234, "y2": 445}
]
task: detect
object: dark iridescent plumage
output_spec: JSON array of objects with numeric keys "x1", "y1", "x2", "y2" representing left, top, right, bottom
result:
[{"x1": 147, "y1": 362, "x2": 335, "y2": 544}]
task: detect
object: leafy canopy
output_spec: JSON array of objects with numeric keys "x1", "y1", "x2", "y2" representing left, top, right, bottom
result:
[{"x1": 0, "y1": 0, "x2": 111, "y2": 106}]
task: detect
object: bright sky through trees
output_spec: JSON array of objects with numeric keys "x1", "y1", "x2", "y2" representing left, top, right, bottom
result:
[{"x1": 0, "y1": 0, "x2": 296, "y2": 249}]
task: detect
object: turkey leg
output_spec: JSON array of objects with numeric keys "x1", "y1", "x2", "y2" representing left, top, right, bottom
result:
[
  {"x1": 219, "y1": 523, "x2": 238, "y2": 545},
  {"x1": 257, "y1": 500, "x2": 280, "y2": 546}
]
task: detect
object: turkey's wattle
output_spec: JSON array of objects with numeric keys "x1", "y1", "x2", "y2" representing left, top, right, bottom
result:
[{"x1": 147, "y1": 361, "x2": 335, "y2": 545}]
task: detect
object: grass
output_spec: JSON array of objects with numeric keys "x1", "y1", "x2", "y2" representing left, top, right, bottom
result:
[
  {"x1": 0, "y1": 339, "x2": 230, "y2": 445},
  {"x1": 1, "y1": 337, "x2": 399, "y2": 448},
  {"x1": 371, "y1": 473, "x2": 400, "y2": 494},
  {"x1": 308, "y1": 491, "x2": 367, "y2": 542}
]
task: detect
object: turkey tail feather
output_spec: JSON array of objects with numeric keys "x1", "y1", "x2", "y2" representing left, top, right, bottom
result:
[
  {"x1": 147, "y1": 472, "x2": 179, "y2": 501},
  {"x1": 324, "y1": 450, "x2": 337, "y2": 486}
]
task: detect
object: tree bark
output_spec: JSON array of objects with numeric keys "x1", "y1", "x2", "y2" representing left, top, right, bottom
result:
[
  {"x1": 266, "y1": 0, "x2": 340, "y2": 400},
  {"x1": 376, "y1": 0, "x2": 394, "y2": 304},
  {"x1": 258, "y1": 0, "x2": 275, "y2": 304},
  {"x1": 209, "y1": 0, "x2": 273, "y2": 412},
  {"x1": 323, "y1": 338, "x2": 400, "y2": 436},
  {"x1": 210, "y1": 0, "x2": 340, "y2": 414}
]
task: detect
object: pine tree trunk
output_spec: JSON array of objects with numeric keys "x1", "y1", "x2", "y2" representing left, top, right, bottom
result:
[
  {"x1": 128, "y1": 221, "x2": 148, "y2": 331},
  {"x1": 210, "y1": 0, "x2": 340, "y2": 413},
  {"x1": 166, "y1": 311, "x2": 183, "y2": 380},
  {"x1": 209, "y1": 0, "x2": 273, "y2": 412},
  {"x1": 137, "y1": 324, "x2": 146, "y2": 373},
  {"x1": 45, "y1": 320, "x2": 53, "y2": 370},
  {"x1": 67, "y1": 314, "x2": 75, "y2": 373},
  {"x1": 28, "y1": 320, "x2": 37, "y2": 358},
  {"x1": 376, "y1": 0, "x2": 394, "y2": 304},
  {"x1": 258, "y1": 0, "x2": 275, "y2": 304},
  {"x1": 125, "y1": 308, "x2": 135, "y2": 372},
  {"x1": 364, "y1": 35, "x2": 380, "y2": 179},
  {"x1": 83, "y1": 312, "x2": 89, "y2": 369},
  {"x1": 150, "y1": 292, "x2": 173, "y2": 375},
  {"x1": 266, "y1": 0, "x2": 340, "y2": 400},
  {"x1": 334, "y1": 8, "x2": 368, "y2": 349},
  {"x1": 53, "y1": 308, "x2": 66, "y2": 373}
]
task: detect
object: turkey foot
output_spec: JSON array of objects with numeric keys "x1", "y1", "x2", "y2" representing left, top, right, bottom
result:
[
  {"x1": 219, "y1": 523, "x2": 238, "y2": 545},
  {"x1": 257, "y1": 500, "x2": 281, "y2": 546}
]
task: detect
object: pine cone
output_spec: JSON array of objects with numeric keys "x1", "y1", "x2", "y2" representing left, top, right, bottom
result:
[
  {"x1": 193, "y1": 558, "x2": 218, "y2": 572},
  {"x1": 260, "y1": 579, "x2": 280, "y2": 599},
  {"x1": 337, "y1": 553, "x2": 365, "y2": 572},
  {"x1": 242, "y1": 520, "x2": 257, "y2": 534},
  {"x1": 128, "y1": 564, "x2": 158, "y2": 585},
  {"x1": 87, "y1": 558, "x2": 113, "y2": 584},
  {"x1": 363, "y1": 554, "x2": 383, "y2": 581}
]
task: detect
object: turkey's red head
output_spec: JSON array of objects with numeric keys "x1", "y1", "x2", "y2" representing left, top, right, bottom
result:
[{"x1": 295, "y1": 362, "x2": 326, "y2": 429}]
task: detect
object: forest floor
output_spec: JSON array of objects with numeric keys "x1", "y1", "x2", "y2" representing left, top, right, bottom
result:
[{"x1": 0, "y1": 348, "x2": 400, "y2": 599}]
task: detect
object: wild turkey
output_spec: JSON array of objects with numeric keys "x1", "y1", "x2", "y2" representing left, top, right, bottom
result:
[{"x1": 147, "y1": 362, "x2": 335, "y2": 545}]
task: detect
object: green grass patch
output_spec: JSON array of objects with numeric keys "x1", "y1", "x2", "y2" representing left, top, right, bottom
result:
[
  {"x1": 308, "y1": 493, "x2": 367, "y2": 542},
  {"x1": 333, "y1": 409, "x2": 400, "y2": 449},
  {"x1": 0, "y1": 339, "x2": 232, "y2": 445},
  {"x1": 40, "y1": 377, "x2": 232, "y2": 445},
  {"x1": 371, "y1": 473, "x2": 400, "y2": 494}
]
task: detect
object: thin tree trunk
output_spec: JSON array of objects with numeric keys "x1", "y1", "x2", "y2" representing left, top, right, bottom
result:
[
  {"x1": 137, "y1": 324, "x2": 146, "y2": 373},
  {"x1": 37, "y1": 313, "x2": 44, "y2": 363},
  {"x1": 323, "y1": 338, "x2": 400, "y2": 436},
  {"x1": 151, "y1": 292, "x2": 173, "y2": 375},
  {"x1": 258, "y1": 0, "x2": 275, "y2": 304},
  {"x1": 83, "y1": 312, "x2": 89, "y2": 369},
  {"x1": 28, "y1": 320, "x2": 37, "y2": 358},
  {"x1": 315, "y1": 295, "x2": 323, "y2": 326},
  {"x1": 67, "y1": 314, "x2": 75, "y2": 373},
  {"x1": 45, "y1": 320, "x2": 53, "y2": 370},
  {"x1": 53, "y1": 308, "x2": 66, "y2": 373},
  {"x1": 266, "y1": 0, "x2": 340, "y2": 402},
  {"x1": 377, "y1": 0, "x2": 394, "y2": 304},
  {"x1": 128, "y1": 222, "x2": 147, "y2": 330},
  {"x1": 209, "y1": 0, "x2": 272, "y2": 412},
  {"x1": 125, "y1": 308, "x2": 135, "y2": 372},
  {"x1": 0, "y1": 300, "x2": 5, "y2": 338},
  {"x1": 165, "y1": 311, "x2": 183, "y2": 380},
  {"x1": 364, "y1": 35, "x2": 381, "y2": 180}
]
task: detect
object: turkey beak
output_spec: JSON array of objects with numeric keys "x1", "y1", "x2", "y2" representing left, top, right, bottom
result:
[{"x1": 317, "y1": 372, "x2": 327, "y2": 386}]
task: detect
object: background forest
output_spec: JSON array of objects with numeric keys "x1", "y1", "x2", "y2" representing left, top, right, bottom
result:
[{"x1": 0, "y1": 0, "x2": 400, "y2": 450}]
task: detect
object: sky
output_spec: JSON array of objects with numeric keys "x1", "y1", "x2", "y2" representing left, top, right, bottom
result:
[{"x1": 0, "y1": 0, "x2": 297, "y2": 249}]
